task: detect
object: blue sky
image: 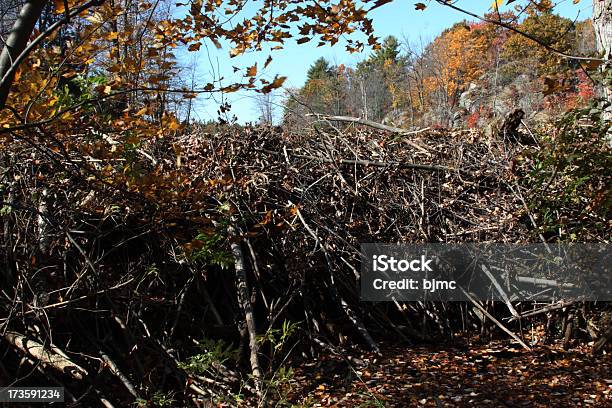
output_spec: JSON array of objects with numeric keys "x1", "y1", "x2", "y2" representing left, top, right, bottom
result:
[{"x1": 176, "y1": 0, "x2": 592, "y2": 124}]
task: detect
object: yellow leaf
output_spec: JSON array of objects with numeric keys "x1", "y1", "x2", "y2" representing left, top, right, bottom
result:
[
  {"x1": 135, "y1": 107, "x2": 148, "y2": 116},
  {"x1": 105, "y1": 31, "x2": 119, "y2": 41},
  {"x1": 230, "y1": 46, "x2": 244, "y2": 57},
  {"x1": 490, "y1": 0, "x2": 503, "y2": 10}
]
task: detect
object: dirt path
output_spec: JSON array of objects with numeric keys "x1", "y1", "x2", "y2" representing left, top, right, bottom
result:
[{"x1": 287, "y1": 342, "x2": 611, "y2": 407}]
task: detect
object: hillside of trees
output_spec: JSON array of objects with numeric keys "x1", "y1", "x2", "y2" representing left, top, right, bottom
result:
[
  {"x1": 283, "y1": 10, "x2": 598, "y2": 130},
  {"x1": 0, "y1": 1, "x2": 611, "y2": 407}
]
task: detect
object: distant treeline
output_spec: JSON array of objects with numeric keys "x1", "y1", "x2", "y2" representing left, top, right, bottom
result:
[{"x1": 282, "y1": 8, "x2": 596, "y2": 129}]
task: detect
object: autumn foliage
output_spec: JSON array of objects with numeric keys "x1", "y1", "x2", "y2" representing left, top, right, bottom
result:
[{"x1": 284, "y1": 9, "x2": 599, "y2": 129}]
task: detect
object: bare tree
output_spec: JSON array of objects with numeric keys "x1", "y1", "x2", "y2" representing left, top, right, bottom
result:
[{"x1": 255, "y1": 92, "x2": 275, "y2": 124}]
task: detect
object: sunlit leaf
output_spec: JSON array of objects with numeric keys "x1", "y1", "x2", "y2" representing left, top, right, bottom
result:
[
  {"x1": 490, "y1": 0, "x2": 504, "y2": 10},
  {"x1": 85, "y1": 12, "x2": 104, "y2": 24},
  {"x1": 53, "y1": 0, "x2": 65, "y2": 14},
  {"x1": 246, "y1": 64, "x2": 257, "y2": 77}
]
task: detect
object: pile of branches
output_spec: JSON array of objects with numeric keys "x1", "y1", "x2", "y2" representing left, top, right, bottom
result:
[{"x1": 0, "y1": 119, "x2": 609, "y2": 406}]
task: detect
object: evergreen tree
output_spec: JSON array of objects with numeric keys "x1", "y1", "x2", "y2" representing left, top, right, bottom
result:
[
  {"x1": 306, "y1": 57, "x2": 333, "y2": 80},
  {"x1": 357, "y1": 36, "x2": 404, "y2": 71}
]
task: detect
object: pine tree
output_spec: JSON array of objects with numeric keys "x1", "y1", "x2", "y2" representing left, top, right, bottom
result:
[{"x1": 306, "y1": 57, "x2": 333, "y2": 80}]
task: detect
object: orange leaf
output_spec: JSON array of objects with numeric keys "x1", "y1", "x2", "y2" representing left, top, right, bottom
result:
[
  {"x1": 415, "y1": 2, "x2": 426, "y2": 10},
  {"x1": 258, "y1": 210, "x2": 273, "y2": 226},
  {"x1": 188, "y1": 42, "x2": 201, "y2": 51},
  {"x1": 261, "y1": 75, "x2": 286, "y2": 93},
  {"x1": 54, "y1": 0, "x2": 65, "y2": 14},
  {"x1": 584, "y1": 59, "x2": 603, "y2": 70},
  {"x1": 246, "y1": 64, "x2": 257, "y2": 77},
  {"x1": 270, "y1": 76, "x2": 286, "y2": 88},
  {"x1": 168, "y1": 120, "x2": 181, "y2": 131}
]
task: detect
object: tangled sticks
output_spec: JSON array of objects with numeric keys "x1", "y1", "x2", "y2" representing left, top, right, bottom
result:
[{"x1": 1, "y1": 122, "x2": 607, "y2": 406}]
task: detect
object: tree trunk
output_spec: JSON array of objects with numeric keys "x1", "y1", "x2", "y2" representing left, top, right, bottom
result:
[
  {"x1": 228, "y1": 220, "x2": 261, "y2": 390},
  {"x1": 593, "y1": 1, "x2": 612, "y2": 123},
  {"x1": 0, "y1": 0, "x2": 46, "y2": 109}
]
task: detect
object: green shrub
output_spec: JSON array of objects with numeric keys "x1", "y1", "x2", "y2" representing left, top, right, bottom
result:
[
  {"x1": 523, "y1": 102, "x2": 611, "y2": 241},
  {"x1": 177, "y1": 338, "x2": 237, "y2": 375}
]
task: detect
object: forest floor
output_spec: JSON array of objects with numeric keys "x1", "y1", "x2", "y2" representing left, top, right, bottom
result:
[{"x1": 282, "y1": 340, "x2": 611, "y2": 407}]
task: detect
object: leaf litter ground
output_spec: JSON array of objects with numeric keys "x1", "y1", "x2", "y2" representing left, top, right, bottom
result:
[{"x1": 285, "y1": 341, "x2": 610, "y2": 407}]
